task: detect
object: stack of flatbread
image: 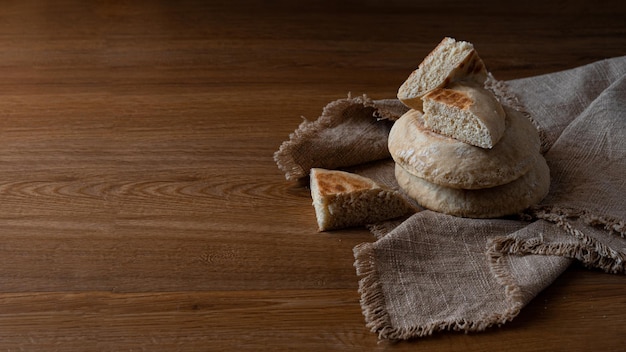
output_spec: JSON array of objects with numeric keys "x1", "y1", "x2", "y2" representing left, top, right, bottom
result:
[{"x1": 391, "y1": 37, "x2": 550, "y2": 218}]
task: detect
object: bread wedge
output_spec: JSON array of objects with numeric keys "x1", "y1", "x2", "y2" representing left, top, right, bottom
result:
[
  {"x1": 422, "y1": 81, "x2": 505, "y2": 148},
  {"x1": 310, "y1": 168, "x2": 417, "y2": 231},
  {"x1": 397, "y1": 37, "x2": 488, "y2": 111}
]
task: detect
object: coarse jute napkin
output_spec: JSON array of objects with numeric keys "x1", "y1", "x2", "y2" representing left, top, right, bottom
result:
[{"x1": 274, "y1": 56, "x2": 626, "y2": 340}]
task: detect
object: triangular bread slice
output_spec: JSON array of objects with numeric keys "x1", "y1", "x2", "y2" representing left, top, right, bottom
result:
[
  {"x1": 397, "y1": 37, "x2": 488, "y2": 111},
  {"x1": 422, "y1": 81, "x2": 506, "y2": 149},
  {"x1": 310, "y1": 168, "x2": 417, "y2": 231}
]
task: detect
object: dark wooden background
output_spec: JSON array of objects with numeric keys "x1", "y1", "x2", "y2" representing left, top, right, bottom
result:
[{"x1": 0, "y1": 0, "x2": 623, "y2": 350}]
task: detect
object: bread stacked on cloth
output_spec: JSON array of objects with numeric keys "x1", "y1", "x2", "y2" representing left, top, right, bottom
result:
[
  {"x1": 391, "y1": 37, "x2": 549, "y2": 218},
  {"x1": 275, "y1": 48, "x2": 626, "y2": 341}
]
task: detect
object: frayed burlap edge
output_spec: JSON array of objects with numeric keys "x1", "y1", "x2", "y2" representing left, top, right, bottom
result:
[
  {"x1": 365, "y1": 219, "x2": 405, "y2": 240},
  {"x1": 531, "y1": 207, "x2": 626, "y2": 274},
  {"x1": 488, "y1": 207, "x2": 625, "y2": 289},
  {"x1": 364, "y1": 98, "x2": 410, "y2": 122},
  {"x1": 486, "y1": 74, "x2": 625, "y2": 274},
  {"x1": 532, "y1": 205, "x2": 626, "y2": 239},
  {"x1": 353, "y1": 241, "x2": 524, "y2": 341},
  {"x1": 352, "y1": 243, "x2": 395, "y2": 340},
  {"x1": 274, "y1": 93, "x2": 407, "y2": 181},
  {"x1": 484, "y1": 233, "x2": 558, "y2": 335},
  {"x1": 273, "y1": 94, "x2": 368, "y2": 180}
]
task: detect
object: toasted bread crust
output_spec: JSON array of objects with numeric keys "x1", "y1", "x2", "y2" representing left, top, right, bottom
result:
[
  {"x1": 315, "y1": 170, "x2": 377, "y2": 195},
  {"x1": 424, "y1": 88, "x2": 473, "y2": 110},
  {"x1": 310, "y1": 168, "x2": 417, "y2": 231},
  {"x1": 421, "y1": 81, "x2": 506, "y2": 148}
]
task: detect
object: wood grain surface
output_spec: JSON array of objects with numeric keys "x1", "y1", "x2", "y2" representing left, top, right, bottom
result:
[{"x1": 0, "y1": 0, "x2": 624, "y2": 350}]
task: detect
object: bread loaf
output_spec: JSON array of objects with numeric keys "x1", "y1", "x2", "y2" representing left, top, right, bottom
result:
[
  {"x1": 388, "y1": 106, "x2": 540, "y2": 189},
  {"x1": 394, "y1": 156, "x2": 550, "y2": 218},
  {"x1": 310, "y1": 168, "x2": 417, "y2": 231},
  {"x1": 422, "y1": 81, "x2": 505, "y2": 148},
  {"x1": 397, "y1": 37, "x2": 488, "y2": 111}
]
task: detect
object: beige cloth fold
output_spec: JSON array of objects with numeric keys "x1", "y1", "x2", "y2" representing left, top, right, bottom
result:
[
  {"x1": 274, "y1": 56, "x2": 626, "y2": 340},
  {"x1": 274, "y1": 95, "x2": 399, "y2": 181}
]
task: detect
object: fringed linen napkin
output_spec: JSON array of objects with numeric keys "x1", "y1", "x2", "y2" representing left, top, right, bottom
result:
[{"x1": 274, "y1": 56, "x2": 626, "y2": 340}]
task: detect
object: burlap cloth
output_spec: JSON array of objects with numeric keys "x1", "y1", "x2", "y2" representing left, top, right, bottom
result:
[{"x1": 274, "y1": 56, "x2": 626, "y2": 340}]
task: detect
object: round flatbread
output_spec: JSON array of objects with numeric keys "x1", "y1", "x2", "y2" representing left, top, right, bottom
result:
[
  {"x1": 394, "y1": 155, "x2": 550, "y2": 218},
  {"x1": 388, "y1": 105, "x2": 540, "y2": 189}
]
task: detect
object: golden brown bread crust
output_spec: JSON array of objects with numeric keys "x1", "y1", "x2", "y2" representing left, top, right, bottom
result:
[
  {"x1": 315, "y1": 170, "x2": 377, "y2": 195},
  {"x1": 421, "y1": 81, "x2": 506, "y2": 148},
  {"x1": 423, "y1": 88, "x2": 473, "y2": 110},
  {"x1": 310, "y1": 168, "x2": 417, "y2": 231}
]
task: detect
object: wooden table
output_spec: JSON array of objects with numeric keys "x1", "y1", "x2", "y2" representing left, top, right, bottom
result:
[{"x1": 0, "y1": 1, "x2": 624, "y2": 350}]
